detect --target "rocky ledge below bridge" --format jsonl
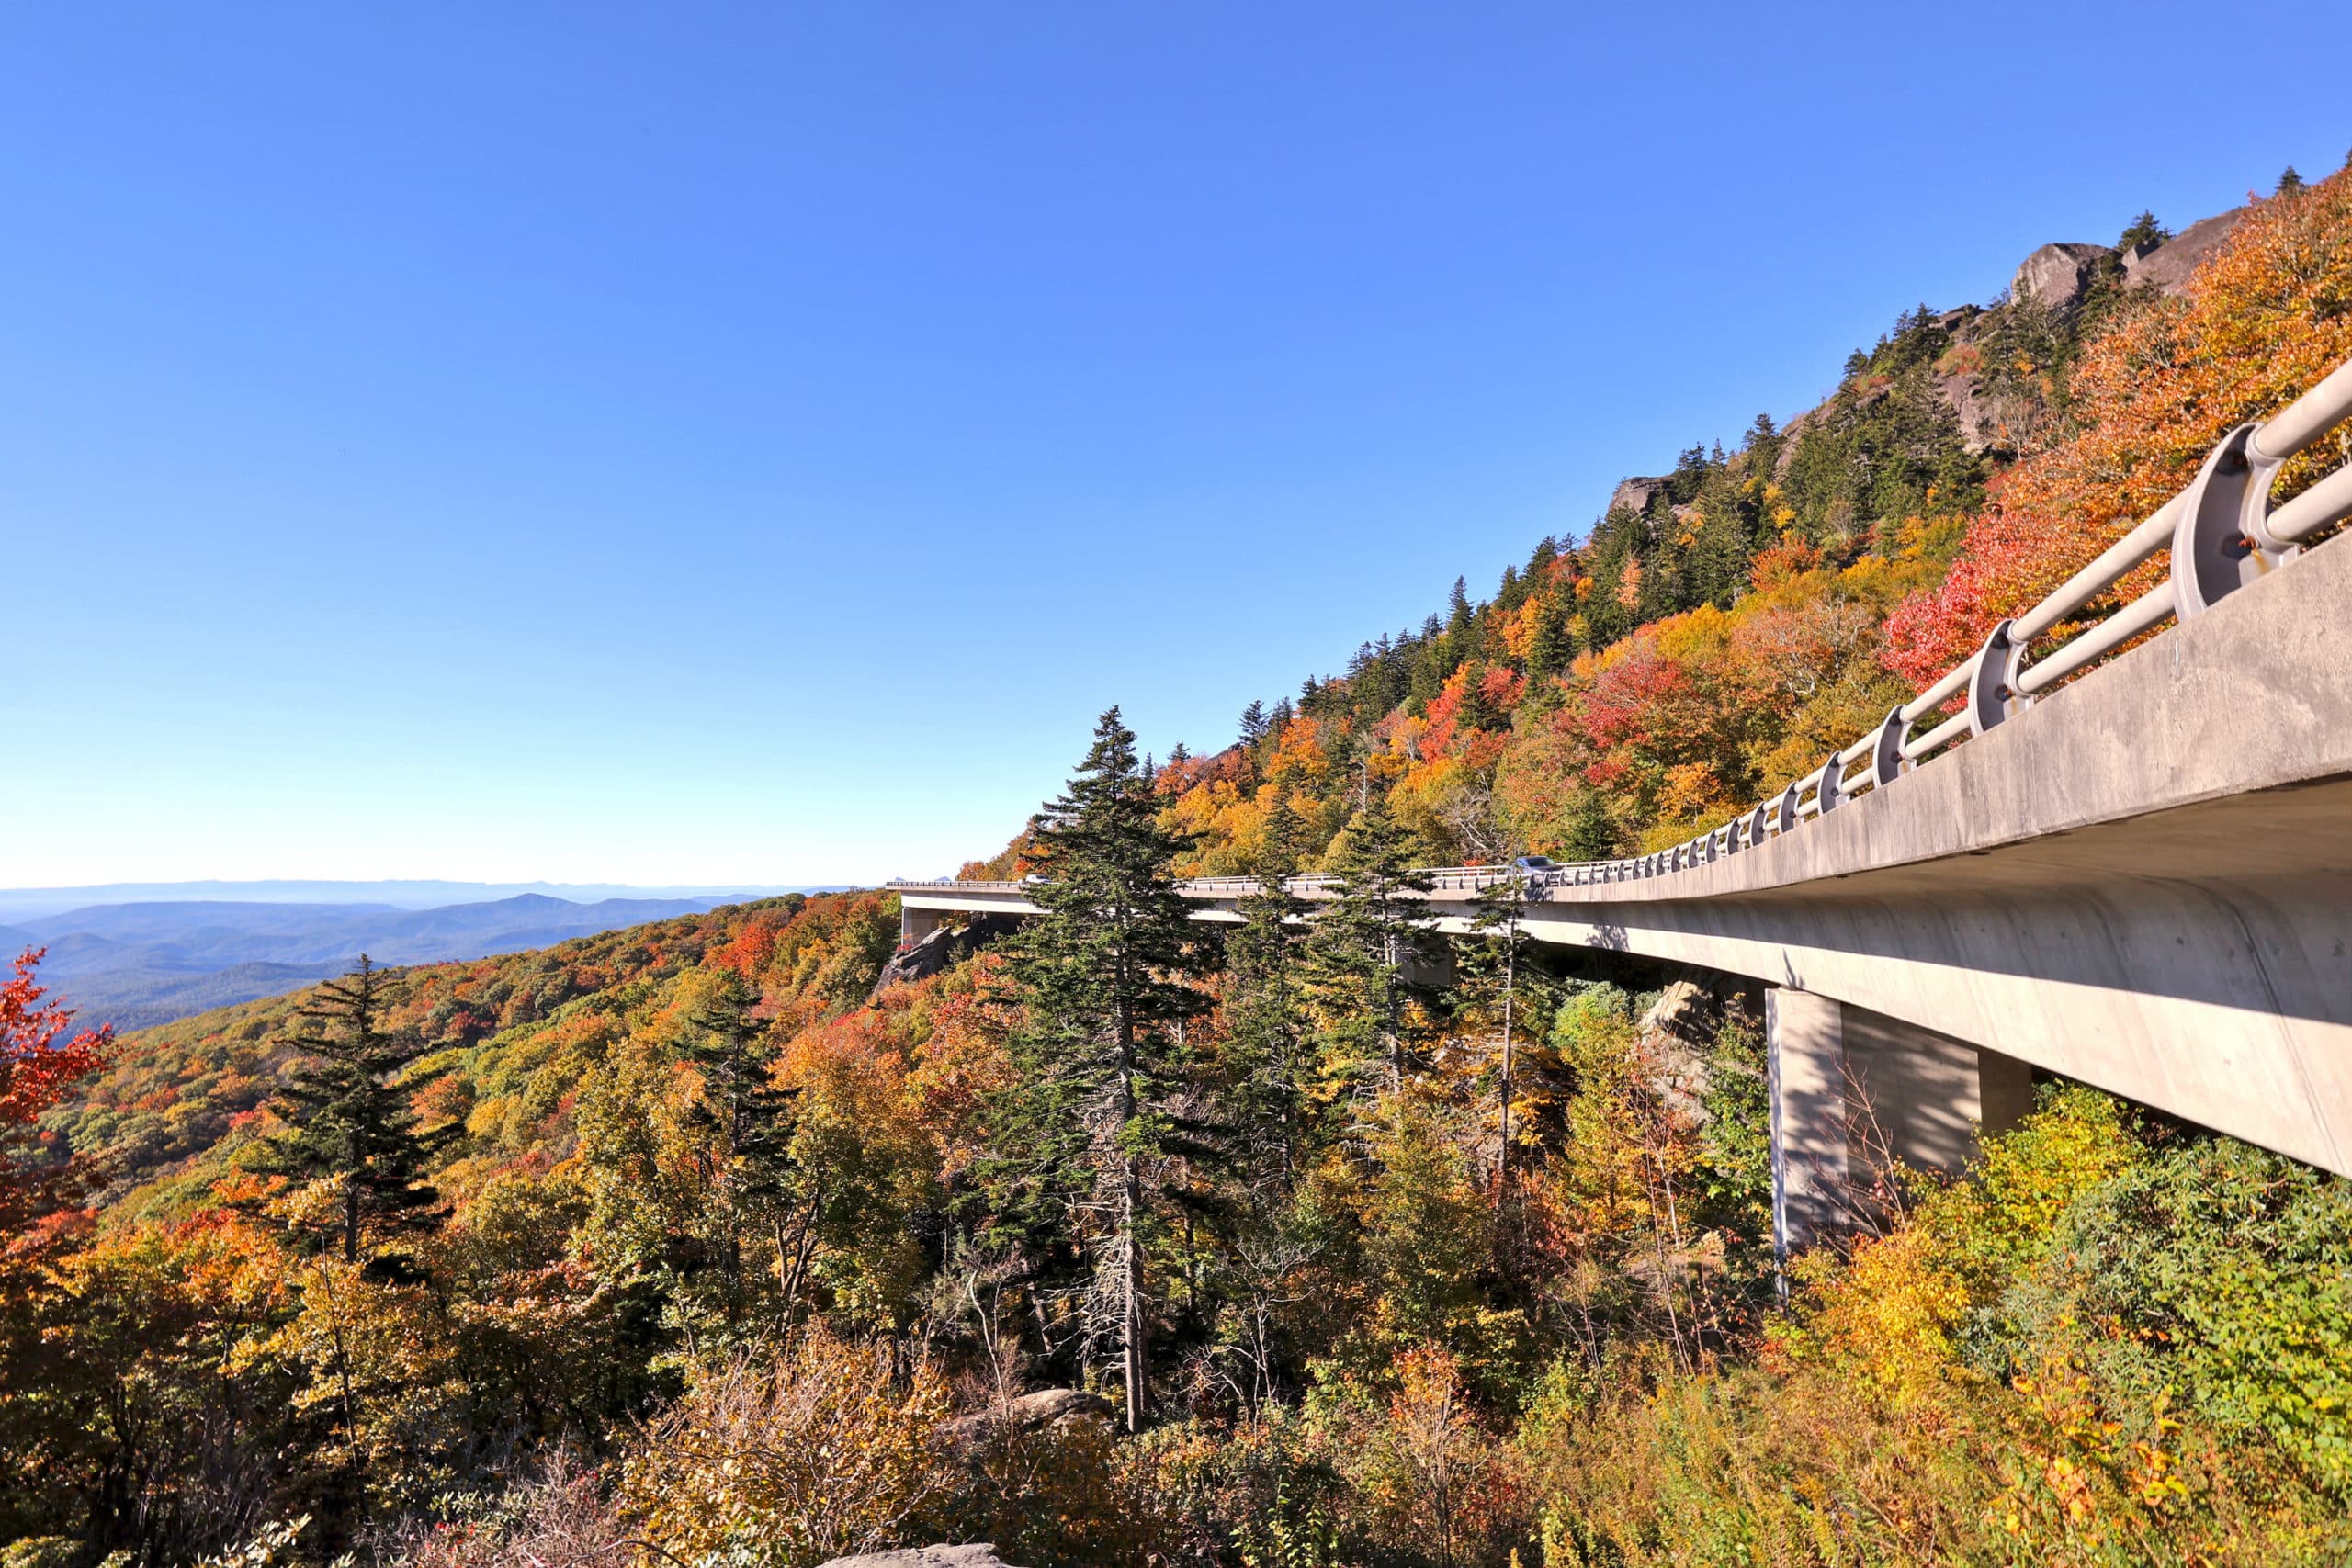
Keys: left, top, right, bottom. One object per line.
{"left": 872, "top": 912, "right": 1021, "bottom": 993}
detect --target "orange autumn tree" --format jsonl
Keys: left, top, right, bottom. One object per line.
{"left": 1883, "top": 165, "right": 2352, "bottom": 685}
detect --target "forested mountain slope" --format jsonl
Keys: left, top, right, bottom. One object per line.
{"left": 950, "top": 168, "right": 2352, "bottom": 882}
{"left": 37, "top": 893, "right": 899, "bottom": 1215}
{"left": 6, "top": 164, "right": 2349, "bottom": 1568}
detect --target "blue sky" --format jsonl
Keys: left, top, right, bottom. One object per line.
{"left": 6, "top": 3, "right": 2348, "bottom": 889}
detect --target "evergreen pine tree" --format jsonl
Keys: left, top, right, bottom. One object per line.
{"left": 677, "top": 972, "right": 803, "bottom": 1330}
{"left": 1302, "top": 791, "right": 1440, "bottom": 1100}
{"left": 1525, "top": 591, "right": 1570, "bottom": 682}
{"left": 253, "top": 957, "right": 451, "bottom": 1270}
{"left": 2117, "top": 209, "right": 2170, "bottom": 252}
{"left": 1225, "top": 787, "right": 1313, "bottom": 1179}
{"left": 1000, "top": 708, "right": 1214, "bottom": 1431}
{"left": 1561, "top": 785, "right": 1621, "bottom": 862}
{"left": 1465, "top": 867, "right": 1552, "bottom": 1201}
{"left": 2278, "top": 166, "right": 2305, "bottom": 196}
{"left": 1238, "top": 700, "right": 1268, "bottom": 751}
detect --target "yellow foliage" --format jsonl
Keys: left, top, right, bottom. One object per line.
{"left": 1499, "top": 595, "right": 1547, "bottom": 661}
{"left": 621, "top": 1330, "right": 955, "bottom": 1567}
{"left": 1649, "top": 602, "right": 1732, "bottom": 665}
{"left": 1785, "top": 1226, "right": 1967, "bottom": 1400}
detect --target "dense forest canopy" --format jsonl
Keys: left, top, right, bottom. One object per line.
{"left": 9, "top": 164, "right": 2352, "bottom": 1568}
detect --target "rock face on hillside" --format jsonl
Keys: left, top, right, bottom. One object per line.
{"left": 2011, "top": 241, "right": 2111, "bottom": 317}
{"left": 1593, "top": 195, "right": 2250, "bottom": 515}
{"left": 1639, "top": 976, "right": 1723, "bottom": 1121}
{"left": 818, "top": 1549, "right": 1019, "bottom": 1568}
{"left": 2124, "top": 207, "right": 2248, "bottom": 295}
{"left": 1608, "top": 475, "right": 1670, "bottom": 517}
{"left": 873, "top": 912, "right": 1019, "bottom": 993}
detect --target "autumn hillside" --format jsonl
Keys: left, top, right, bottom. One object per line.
{"left": 39, "top": 893, "right": 903, "bottom": 1222}
{"left": 6, "top": 160, "right": 2351, "bottom": 1568}
{"left": 981, "top": 166, "right": 2352, "bottom": 881}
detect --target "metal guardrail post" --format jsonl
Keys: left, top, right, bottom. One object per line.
{"left": 1867, "top": 705, "right": 1908, "bottom": 792}
{"left": 1772, "top": 779, "right": 1803, "bottom": 838}
{"left": 1966, "top": 619, "right": 2026, "bottom": 736}
{"left": 2175, "top": 423, "right": 2297, "bottom": 618}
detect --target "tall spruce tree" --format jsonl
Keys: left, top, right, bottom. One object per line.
{"left": 1224, "top": 787, "right": 1313, "bottom": 1179}
{"left": 1466, "top": 866, "right": 1551, "bottom": 1201}
{"left": 254, "top": 957, "right": 450, "bottom": 1269}
{"left": 1302, "top": 790, "right": 1441, "bottom": 1100}
{"left": 1001, "top": 708, "right": 1213, "bottom": 1431}
{"left": 1238, "top": 700, "right": 1269, "bottom": 750}
{"left": 1525, "top": 591, "right": 1570, "bottom": 682}
{"left": 678, "top": 972, "right": 803, "bottom": 1331}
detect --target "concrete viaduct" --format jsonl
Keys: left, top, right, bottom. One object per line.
{"left": 890, "top": 360, "right": 2352, "bottom": 1250}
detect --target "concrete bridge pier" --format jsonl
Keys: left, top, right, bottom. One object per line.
{"left": 1769, "top": 987, "right": 2034, "bottom": 1254}
{"left": 899, "top": 903, "right": 946, "bottom": 947}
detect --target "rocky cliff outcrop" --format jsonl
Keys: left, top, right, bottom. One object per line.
{"left": 1608, "top": 474, "right": 1670, "bottom": 517}
{"left": 873, "top": 912, "right": 1020, "bottom": 994}
{"left": 2010, "top": 241, "right": 2112, "bottom": 317}
{"left": 2122, "top": 206, "right": 2247, "bottom": 295}
{"left": 1636, "top": 971, "right": 1761, "bottom": 1123}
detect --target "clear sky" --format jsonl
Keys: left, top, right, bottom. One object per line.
{"left": 6, "top": 3, "right": 2348, "bottom": 889}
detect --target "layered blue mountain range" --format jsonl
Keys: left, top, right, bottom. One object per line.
{"left": 1, "top": 892, "right": 748, "bottom": 1031}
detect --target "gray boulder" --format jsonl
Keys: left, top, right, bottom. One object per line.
{"left": 2010, "top": 242, "right": 2111, "bottom": 317}
{"left": 939, "top": 1387, "right": 1114, "bottom": 1458}
{"left": 818, "top": 1549, "right": 1019, "bottom": 1568}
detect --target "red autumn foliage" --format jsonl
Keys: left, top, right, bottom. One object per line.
{"left": 2, "top": 948, "right": 110, "bottom": 1240}
{"left": 2, "top": 948, "right": 110, "bottom": 1145}
{"left": 710, "top": 915, "right": 784, "bottom": 979}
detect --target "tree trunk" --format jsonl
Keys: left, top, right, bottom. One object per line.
{"left": 1498, "top": 918, "right": 1516, "bottom": 1204}
{"left": 1115, "top": 981, "right": 1148, "bottom": 1433}
{"left": 1123, "top": 1149, "right": 1147, "bottom": 1432}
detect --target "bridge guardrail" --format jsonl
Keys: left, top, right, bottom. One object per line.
{"left": 891, "top": 355, "right": 2352, "bottom": 901}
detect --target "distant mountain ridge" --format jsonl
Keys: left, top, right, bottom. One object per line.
{"left": 0, "top": 878, "right": 820, "bottom": 923}
{"left": 8, "top": 892, "right": 775, "bottom": 1031}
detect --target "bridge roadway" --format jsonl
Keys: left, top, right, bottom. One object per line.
{"left": 892, "top": 368, "right": 2352, "bottom": 1244}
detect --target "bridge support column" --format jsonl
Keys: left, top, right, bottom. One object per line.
{"left": 1768, "top": 988, "right": 1849, "bottom": 1255}
{"left": 899, "top": 905, "right": 944, "bottom": 946}
{"left": 1770, "top": 989, "right": 2038, "bottom": 1255}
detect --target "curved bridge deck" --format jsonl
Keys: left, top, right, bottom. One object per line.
{"left": 894, "top": 367, "right": 2352, "bottom": 1233}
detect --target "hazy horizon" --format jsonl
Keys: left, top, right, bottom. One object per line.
{"left": 0, "top": 878, "right": 851, "bottom": 925}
